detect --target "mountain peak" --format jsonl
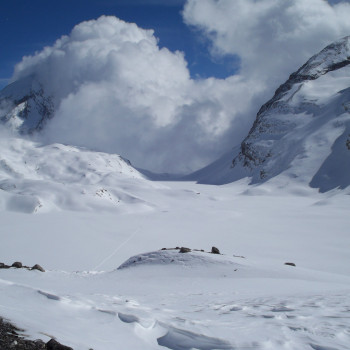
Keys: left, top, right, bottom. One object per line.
{"left": 191, "top": 36, "right": 350, "bottom": 191}
{"left": 0, "top": 75, "right": 54, "bottom": 133}
{"left": 297, "top": 35, "right": 350, "bottom": 79}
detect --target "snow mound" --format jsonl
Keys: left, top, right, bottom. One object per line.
{"left": 117, "top": 249, "right": 240, "bottom": 270}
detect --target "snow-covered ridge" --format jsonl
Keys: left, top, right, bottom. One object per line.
{"left": 0, "top": 137, "right": 156, "bottom": 213}
{"left": 192, "top": 36, "right": 350, "bottom": 191}
{"left": 298, "top": 36, "right": 350, "bottom": 79}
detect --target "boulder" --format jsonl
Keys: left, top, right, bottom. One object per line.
{"left": 46, "top": 338, "right": 73, "bottom": 350}
{"left": 31, "top": 264, "right": 45, "bottom": 272}
{"left": 179, "top": 247, "right": 191, "bottom": 253}
{"left": 211, "top": 247, "right": 220, "bottom": 254}
{"left": 11, "top": 262, "right": 22, "bottom": 268}
{"left": 34, "top": 339, "right": 46, "bottom": 348}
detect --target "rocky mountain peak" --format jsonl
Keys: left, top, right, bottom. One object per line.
{"left": 189, "top": 36, "right": 350, "bottom": 191}
{"left": 230, "top": 36, "right": 350, "bottom": 188}
{"left": 255, "top": 36, "right": 350, "bottom": 119}
{"left": 0, "top": 75, "right": 54, "bottom": 134}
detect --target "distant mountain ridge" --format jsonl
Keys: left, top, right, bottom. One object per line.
{"left": 189, "top": 36, "right": 350, "bottom": 192}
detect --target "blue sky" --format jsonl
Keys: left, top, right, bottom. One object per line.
{"left": 0, "top": 0, "right": 347, "bottom": 89}
{"left": 0, "top": 0, "right": 240, "bottom": 89}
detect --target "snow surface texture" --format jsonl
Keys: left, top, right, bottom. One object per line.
{"left": 191, "top": 36, "right": 350, "bottom": 191}
{"left": 1, "top": 178, "right": 350, "bottom": 350}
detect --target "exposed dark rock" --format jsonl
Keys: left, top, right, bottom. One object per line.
{"left": 211, "top": 247, "right": 221, "bottom": 254}
{"left": 285, "top": 262, "right": 296, "bottom": 267}
{"left": 0, "top": 261, "right": 45, "bottom": 272}
{"left": 46, "top": 339, "right": 73, "bottom": 350}
{"left": 0, "top": 76, "right": 55, "bottom": 134}
{"left": 11, "top": 262, "right": 22, "bottom": 268}
{"left": 0, "top": 317, "right": 46, "bottom": 349}
{"left": 31, "top": 264, "right": 45, "bottom": 272}
{"left": 179, "top": 247, "right": 191, "bottom": 253}
{"left": 0, "top": 263, "right": 10, "bottom": 269}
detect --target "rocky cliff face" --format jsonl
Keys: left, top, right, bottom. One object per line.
{"left": 191, "top": 36, "right": 350, "bottom": 191}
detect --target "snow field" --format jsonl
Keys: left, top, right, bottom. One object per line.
{"left": 0, "top": 177, "right": 350, "bottom": 349}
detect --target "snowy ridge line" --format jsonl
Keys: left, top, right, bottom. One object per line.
{"left": 0, "top": 137, "right": 161, "bottom": 213}
{"left": 191, "top": 36, "right": 350, "bottom": 190}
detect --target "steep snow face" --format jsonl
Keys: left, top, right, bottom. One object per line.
{"left": 0, "top": 75, "right": 54, "bottom": 133}
{"left": 0, "top": 137, "right": 156, "bottom": 213}
{"left": 194, "top": 36, "right": 350, "bottom": 191}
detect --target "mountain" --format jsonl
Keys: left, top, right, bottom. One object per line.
{"left": 190, "top": 36, "right": 350, "bottom": 192}
{"left": 0, "top": 75, "right": 54, "bottom": 133}
{"left": 0, "top": 136, "right": 157, "bottom": 213}
{"left": 2, "top": 37, "right": 350, "bottom": 192}
{"left": 0, "top": 75, "right": 163, "bottom": 213}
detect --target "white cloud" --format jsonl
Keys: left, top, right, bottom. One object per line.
{"left": 183, "top": 0, "right": 350, "bottom": 87}
{"left": 14, "top": 17, "right": 192, "bottom": 165}
{"left": 13, "top": 16, "right": 261, "bottom": 173}
{"left": 11, "top": 1, "right": 350, "bottom": 173}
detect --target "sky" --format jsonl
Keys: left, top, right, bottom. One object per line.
{"left": 2, "top": 0, "right": 350, "bottom": 173}
{"left": 0, "top": 0, "right": 238, "bottom": 89}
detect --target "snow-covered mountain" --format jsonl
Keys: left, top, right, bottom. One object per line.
{"left": 1, "top": 36, "right": 350, "bottom": 350}
{"left": 190, "top": 36, "right": 350, "bottom": 192}
{"left": 0, "top": 136, "right": 158, "bottom": 213}
{"left": 2, "top": 36, "right": 350, "bottom": 193}
{"left": 0, "top": 75, "right": 166, "bottom": 214}
{"left": 0, "top": 75, "right": 54, "bottom": 133}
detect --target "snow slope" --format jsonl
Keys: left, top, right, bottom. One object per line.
{"left": 0, "top": 136, "right": 159, "bottom": 213}
{"left": 192, "top": 37, "right": 350, "bottom": 191}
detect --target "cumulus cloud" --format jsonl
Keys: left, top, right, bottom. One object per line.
{"left": 11, "top": 1, "right": 350, "bottom": 173}
{"left": 183, "top": 0, "right": 350, "bottom": 87}
{"left": 13, "top": 15, "right": 258, "bottom": 173}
